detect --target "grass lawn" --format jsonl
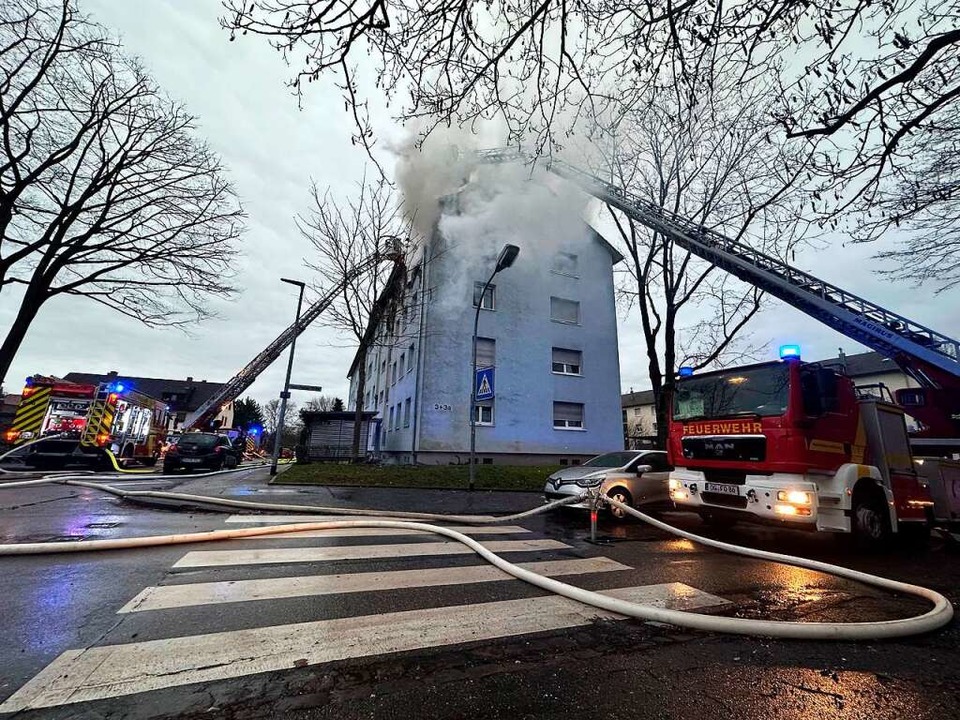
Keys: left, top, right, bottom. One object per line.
{"left": 274, "top": 462, "right": 560, "bottom": 492}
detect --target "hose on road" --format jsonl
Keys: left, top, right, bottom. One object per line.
{"left": 0, "top": 473, "right": 953, "bottom": 640}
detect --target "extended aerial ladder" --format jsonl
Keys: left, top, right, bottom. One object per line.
{"left": 478, "top": 148, "right": 960, "bottom": 437}
{"left": 185, "top": 251, "right": 398, "bottom": 430}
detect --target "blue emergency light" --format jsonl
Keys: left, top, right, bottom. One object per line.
{"left": 678, "top": 366, "right": 694, "bottom": 377}
{"left": 779, "top": 344, "right": 801, "bottom": 360}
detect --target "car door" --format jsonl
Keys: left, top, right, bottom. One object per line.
{"left": 635, "top": 453, "right": 673, "bottom": 504}
{"left": 218, "top": 436, "right": 238, "bottom": 463}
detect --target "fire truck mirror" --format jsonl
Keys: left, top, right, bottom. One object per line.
{"left": 800, "top": 368, "right": 824, "bottom": 417}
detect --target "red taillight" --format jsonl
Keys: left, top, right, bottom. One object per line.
{"left": 22, "top": 386, "right": 37, "bottom": 398}
{"left": 107, "top": 393, "right": 118, "bottom": 404}
{"left": 4, "top": 429, "right": 19, "bottom": 443}
{"left": 214, "top": 446, "right": 223, "bottom": 453}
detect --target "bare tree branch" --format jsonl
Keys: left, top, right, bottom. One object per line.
{"left": 0, "top": 0, "right": 245, "bottom": 382}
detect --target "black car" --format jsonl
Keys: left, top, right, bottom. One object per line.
{"left": 162, "top": 433, "right": 240, "bottom": 473}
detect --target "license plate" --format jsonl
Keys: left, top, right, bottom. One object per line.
{"left": 705, "top": 482, "right": 739, "bottom": 496}
{"left": 182, "top": 458, "right": 202, "bottom": 464}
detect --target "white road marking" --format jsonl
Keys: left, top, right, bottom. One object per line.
{"left": 223, "top": 515, "right": 531, "bottom": 536}
{"left": 173, "top": 539, "right": 570, "bottom": 568}
{"left": 118, "top": 557, "right": 631, "bottom": 612}
{"left": 0, "top": 584, "right": 729, "bottom": 712}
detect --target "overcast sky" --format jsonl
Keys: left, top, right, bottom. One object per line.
{"left": 1, "top": 0, "right": 957, "bottom": 405}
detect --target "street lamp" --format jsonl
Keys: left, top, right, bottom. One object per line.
{"left": 270, "top": 277, "right": 306, "bottom": 477}
{"left": 469, "top": 243, "right": 520, "bottom": 491}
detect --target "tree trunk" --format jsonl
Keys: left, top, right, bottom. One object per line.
{"left": 351, "top": 344, "right": 368, "bottom": 462}
{"left": 0, "top": 285, "right": 44, "bottom": 385}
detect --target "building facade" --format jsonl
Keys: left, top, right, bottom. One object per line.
{"left": 348, "top": 183, "right": 625, "bottom": 465}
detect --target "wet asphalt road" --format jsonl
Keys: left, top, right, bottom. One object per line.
{"left": 0, "top": 466, "right": 958, "bottom": 719}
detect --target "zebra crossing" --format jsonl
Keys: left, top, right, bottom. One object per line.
{"left": 0, "top": 514, "right": 730, "bottom": 714}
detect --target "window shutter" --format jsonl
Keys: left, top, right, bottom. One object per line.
{"left": 550, "top": 297, "right": 580, "bottom": 323}
{"left": 553, "top": 402, "right": 584, "bottom": 423}
{"left": 475, "top": 338, "right": 496, "bottom": 368}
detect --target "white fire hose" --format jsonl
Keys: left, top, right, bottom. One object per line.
{"left": 0, "top": 472, "right": 953, "bottom": 640}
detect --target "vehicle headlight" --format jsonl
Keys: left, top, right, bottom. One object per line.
{"left": 777, "top": 490, "right": 812, "bottom": 505}
{"left": 668, "top": 478, "right": 682, "bottom": 491}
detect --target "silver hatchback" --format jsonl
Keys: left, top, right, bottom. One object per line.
{"left": 543, "top": 450, "right": 673, "bottom": 520}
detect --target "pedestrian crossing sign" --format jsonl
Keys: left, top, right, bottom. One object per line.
{"left": 475, "top": 367, "right": 495, "bottom": 400}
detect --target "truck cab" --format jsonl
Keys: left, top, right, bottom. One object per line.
{"left": 667, "top": 355, "right": 932, "bottom": 543}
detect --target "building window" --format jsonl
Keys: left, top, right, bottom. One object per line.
{"left": 552, "top": 252, "right": 578, "bottom": 277}
{"left": 396, "top": 403, "right": 403, "bottom": 429}
{"left": 474, "top": 400, "right": 494, "bottom": 425}
{"left": 399, "top": 353, "right": 405, "bottom": 376}
{"left": 553, "top": 402, "right": 584, "bottom": 429}
{"left": 475, "top": 337, "right": 495, "bottom": 369}
{"left": 403, "top": 398, "right": 411, "bottom": 427}
{"left": 552, "top": 347, "right": 582, "bottom": 375}
{"left": 388, "top": 405, "right": 395, "bottom": 431}
{"left": 550, "top": 296, "right": 580, "bottom": 324}
{"left": 473, "top": 282, "right": 496, "bottom": 310}
{"left": 899, "top": 389, "right": 924, "bottom": 406}
{"left": 633, "top": 407, "right": 642, "bottom": 416}
{"left": 391, "top": 361, "right": 397, "bottom": 385}
{"left": 408, "top": 344, "right": 415, "bottom": 373}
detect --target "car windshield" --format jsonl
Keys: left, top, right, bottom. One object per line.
{"left": 673, "top": 364, "right": 790, "bottom": 421}
{"left": 582, "top": 451, "right": 638, "bottom": 468}
{"left": 178, "top": 435, "right": 218, "bottom": 449}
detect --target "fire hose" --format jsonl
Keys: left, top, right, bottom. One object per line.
{"left": 0, "top": 471, "right": 953, "bottom": 640}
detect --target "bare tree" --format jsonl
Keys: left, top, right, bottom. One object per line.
{"left": 601, "top": 68, "right": 812, "bottom": 445}
{"left": 264, "top": 397, "right": 299, "bottom": 445}
{"left": 224, "top": 0, "right": 959, "bottom": 285}
{"left": 0, "top": 0, "right": 244, "bottom": 382}
{"left": 301, "top": 394, "right": 344, "bottom": 412}
{"left": 298, "top": 177, "right": 407, "bottom": 459}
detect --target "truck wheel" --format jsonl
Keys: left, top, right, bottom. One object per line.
{"left": 606, "top": 489, "right": 633, "bottom": 521}
{"left": 852, "top": 490, "right": 892, "bottom": 550}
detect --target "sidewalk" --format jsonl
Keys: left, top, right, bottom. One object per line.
{"left": 170, "top": 465, "right": 548, "bottom": 517}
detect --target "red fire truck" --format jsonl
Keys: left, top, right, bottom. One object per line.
{"left": 666, "top": 348, "right": 935, "bottom": 545}
{"left": 4, "top": 375, "right": 169, "bottom": 469}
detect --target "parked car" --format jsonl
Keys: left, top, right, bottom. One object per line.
{"left": 162, "top": 432, "right": 240, "bottom": 473}
{"left": 543, "top": 450, "right": 673, "bottom": 520}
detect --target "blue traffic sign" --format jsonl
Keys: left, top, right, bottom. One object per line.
{"left": 475, "top": 367, "right": 495, "bottom": 400}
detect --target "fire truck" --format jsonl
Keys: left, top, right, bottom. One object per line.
{"left": 4, "top": 375, "right": 169, "bottom": 469}
{"left": 665, "top": 350, "right": 934, "bottom": 544}
{"left": 474, "top": 149, "right": 959, "bottom": 545}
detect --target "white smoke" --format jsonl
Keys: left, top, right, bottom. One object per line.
{"left": 391, "top": 124, "right": 486, "bottom": 240}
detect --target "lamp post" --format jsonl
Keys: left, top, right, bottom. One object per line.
{"left": 469, "top": 243, "right": 520, "bottom": 491}
{"left": 270, "top": 277, "right": 306, "bottom": 477}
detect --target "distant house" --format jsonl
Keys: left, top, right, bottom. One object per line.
{"left": 61, "top": 371, "right": 233, "bottom": 431}
{"left": 0, "top": 393, "right": 21, "bottom": 434}
{"left": 619, "top": 349, "right": 919, "bottom": 447}
{"left": 346, "top": 179, "right": 625, "bottom": 465}
{"left": 621, "top": 388, "right": 658, "bottom": 449}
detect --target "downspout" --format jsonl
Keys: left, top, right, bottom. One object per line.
{"left": 411, "top": 252, "right": 430, "bottom": 464}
